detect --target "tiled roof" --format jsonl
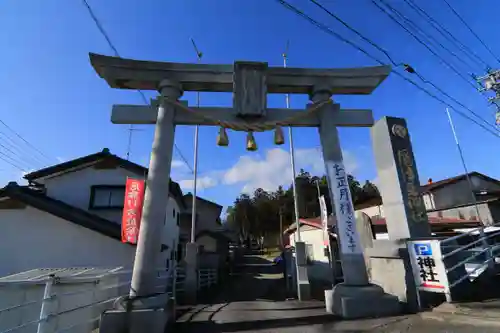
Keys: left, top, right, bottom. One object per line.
{"left": 0, "top": 183, "right": 126, "bottom": 242}
{"left": 23, "top": 148, "right": 185, "bottom": 209}
{"left": 284, "top": 215, "right": 481, "bottom": 234}
{"left": 354, "top": 171, "right": 500, "bottom": 209}
{"left": 184, "top": 193, "right": 223, "bottom": 209}
{"left": 371, "top": 216, "right": 481, "bottom": 226}
{"left": 421, "top": 171, "right": 500, "bottom": 193}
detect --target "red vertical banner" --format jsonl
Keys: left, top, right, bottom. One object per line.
{"left": 121, "top": 178, "right": 146, "bottom": 244}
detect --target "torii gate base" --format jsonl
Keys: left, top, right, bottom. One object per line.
{"left": 89, "top": 54, "right": 408, "bottom": 331}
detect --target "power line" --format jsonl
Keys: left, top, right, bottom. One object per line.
{"left": 311, "top": 0, "right": 467, "bottom": 73}
{"left": 307, "top": 0, "right": 496, "bottom": 133}
{"left": 403, "top": 0, "right": 490, "bottom": 70}
{"left": 0, "top": 146, "right": 29, "bottom": 173}
{"left": 370, "top": 0, "right": 478, "bottom": 91}
{"left": 0, "top": 140, "right": 37, "bottom": 171}
{"left": 309, "top": 0, "right": 403, "bottom": 67}
{"left": 0, "top": 119, "right": 54, "bottom": 164}
{"left": 441, "top": 0, "right": 500, "bottom": 65}
{"left": 376, "top": 0, "right": 473, "bottom": 73}
{"left": 81, "top": 0, "right": 194, "bottom": 173}
{"left": 0, "top": 129, "right": 48, "bottom": 167}
{"left": 275, "top": 0, "right": 500, "bottom": 139}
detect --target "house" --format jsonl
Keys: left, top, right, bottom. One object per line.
{"left": 179, "top": 194, "right": 229, "bottom": 268}
{"left": 356, "top": 171, "right": 500, "bottom": 226}
{"left": 0, "top": 148, "right": 183, "bottom": 277}
{"left": 284, "top": 215, "right": 482, "bottom": 282}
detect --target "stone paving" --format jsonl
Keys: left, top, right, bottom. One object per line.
{"left": 174, "top": 254, "right": 499, "bottom": 332}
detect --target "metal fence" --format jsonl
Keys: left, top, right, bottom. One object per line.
{"left": 439, "top": 222, "right": 500, "bottom": 301}
{"left": 198, "top": 269, "right": 217, "bottom": 290}
{"left": 0, "top": 266, "right": 219, "bottom": 333}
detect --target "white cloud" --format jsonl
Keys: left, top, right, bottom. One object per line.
{"left": 179, "top": 176, "right": 218, "bottom": 191}
{"left": 222, "top": 147, "right": 359, "bottom": 194}
{"left": 171, "top": 160, "right": 187, "bottom": 169}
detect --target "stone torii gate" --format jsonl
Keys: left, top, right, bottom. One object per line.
{"left": 90, "top": 53, "right": 401, "bottom": 329}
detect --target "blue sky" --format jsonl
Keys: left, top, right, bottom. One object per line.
{"left": 1, "top": 0, "right": 500, "bottom": 212}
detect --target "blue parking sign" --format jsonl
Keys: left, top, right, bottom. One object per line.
{"left": 414, "top": 243, "right": 432, "bottom": 256}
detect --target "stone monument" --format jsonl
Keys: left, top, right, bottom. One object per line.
{"left": 368, "top": 116, "right": 432, "bottom": 312}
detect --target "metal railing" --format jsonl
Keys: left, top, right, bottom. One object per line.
{"left": 0, "top": 266, "right": 220, "bottom": 333}
{"left": 0, "top": 268, "right": 176, "bottom": 333}
{"left": 197, "top": 269, "right": 217, "bottom": 290}
{"left": 439, "top": 221, "right": 500, "bottom": 300}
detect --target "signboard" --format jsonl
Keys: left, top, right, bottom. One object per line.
{"left": 407, "top": 240, "right": 449, "bottom": 293}
{"left": 326, "top": 161, "right": 362, "bottom": 254}
{"left": 121, "top": 178, "right": 146, "bottom": 244}
{"left": 391, "top": 123, "right": 427, "bottom": 224}
{"left": 319, "top": 195, "right": 329, "bottom": 248}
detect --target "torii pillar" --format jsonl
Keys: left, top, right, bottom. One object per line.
{"left": 89, "top": 53, "right": 401, "bottom": 330}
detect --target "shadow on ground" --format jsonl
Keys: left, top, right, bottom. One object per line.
{"left": 175, "top": 314, "right": 338, "bottom": 333}
{"left": 207, "top": 254, "right": 286, "bottom": 303}
{"left": 173, "top": 254, "right": 335, "bottom": 332}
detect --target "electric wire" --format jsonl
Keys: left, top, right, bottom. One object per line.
{"left": 275, "top": 0, "right": 500, "bottom": 139}
{"left": 309, "top": 0, "right": 403, "bottom": 67}
{"left": 441, "top": 0, "right": 500, "bottom": 65}
{"left": 374, "top": 0, "right": 474, "bottom": 72}
{"left": 403, "top": 0, "right": 490, "bottom": 69}
{"left": 307, "top": 0, "right": 496, "bottom": 133}
{"left": 0, "top": 132, "right": 46, "bottom": 169}
{"left": 81, "top": 0, "right": 194, "bottom": 173}
{"left": 371, "top": 0, "right": 478, "bottom": 91}
{"left": 0, "top": 119, "right": 54, "bottom": 164}
{"left": 0, "top": 121, "right": 54, "bottom": 173}
{"left": 0, "top": 128, "right": 49, "bottom": 167}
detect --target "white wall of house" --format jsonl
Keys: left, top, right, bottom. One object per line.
{"left": 288, "top": 226, "right": 331, "bottom": 282}
{"left": 198, "top": 235, "right": 217, "bottom": 253}
{"left": 0, "top": 206, "right": 136, "bottom": 277}
{"left": 40, "top": 166, "right": 141, "bottom": 223}
{"left": 4, "top": 163, "right": 182, "bottom": 277}
{"left": 184, "top": 197, "right": 221, "bottom": 233}
{"left": 427, "top": 176, "right": 500, "bottom": 210}
{"left": 39, "top": 164, "right": 181, "bottom": 256}
{"left": 356, "top": 176, "right": 500, "bottom": 220}
{"left": 356, "top": 205, "right": 384, "bottom": 219}
{"left": 288, "top": 226, "right": 327, "bottom": 262}
{"left": 160, "top": 197, "right": 181, "bottom": 270}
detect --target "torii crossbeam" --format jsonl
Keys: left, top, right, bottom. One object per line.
{"left": 90, "top": 53, "right": 399, "bottom": 328}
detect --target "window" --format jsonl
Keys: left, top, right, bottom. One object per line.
{"left": 89, "top": 185, "right": 125, "bottom": 209}
{"left": 176, "top": 212, "right": 180, "bottom": 226}
{"left": 172, "top": 208, "right": 176, "bottom": 218}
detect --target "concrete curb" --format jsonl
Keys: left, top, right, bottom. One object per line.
{"left": 421, "top": 311, "right": 500, "bottom": 328}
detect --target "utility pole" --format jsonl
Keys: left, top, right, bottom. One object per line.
{"left": 279, "top": 207, "right": 284, "bottom": 249}
{"left": 282, "top": 40, "right": 309, "bottom": 301}
{"left": 445, "top": 108, "right": 491, "bottom": 262}
{"left": 476, "top": 70, "right": 500, "bottom": 126}
{"left": 189, "top": 38, "right": 202, "bottom": 244}
{"left": 283, "top": 41, "right": 301, "bottom": 244}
